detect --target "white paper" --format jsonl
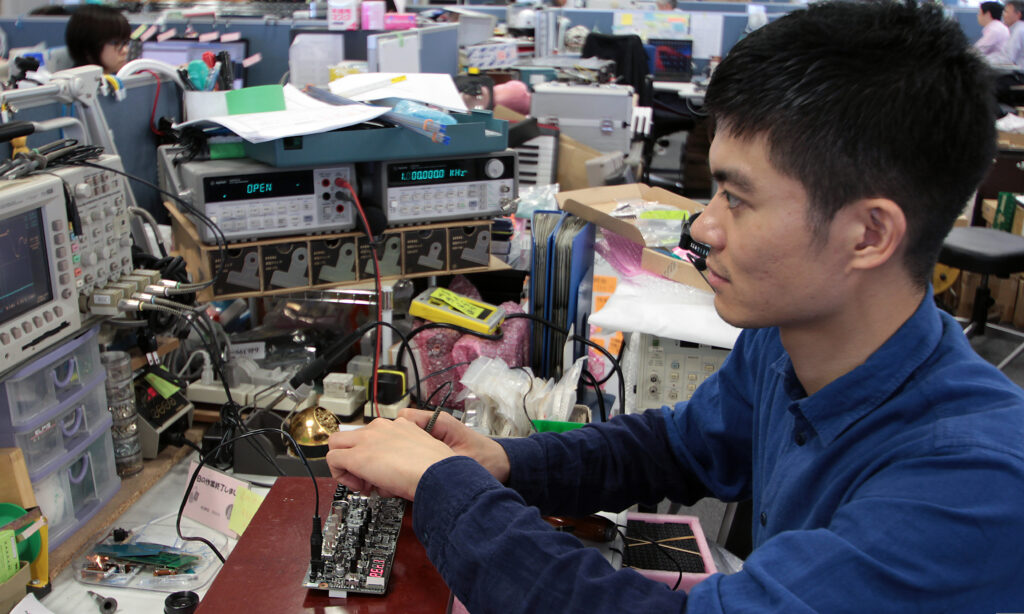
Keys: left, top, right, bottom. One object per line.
{"left": 690, "top": 13, "right": 724, "bottom": 60}
{"left": 173, "top": 84, "right": 389, "bottom": 143}
{"left": 10, "top": 594, "right": 57, "bottom": 614}
{"left": 329, "top": 72, "right": 469, "bottom": 112}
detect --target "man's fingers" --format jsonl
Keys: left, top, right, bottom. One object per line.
{"left": 398, "top": 408, "right": 436, "bottom": 428}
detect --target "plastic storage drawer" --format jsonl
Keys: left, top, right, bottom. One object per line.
{"left": 0, "top": 372, "right": 109, "bottom": 478}
{"left": 0, "top": 327, "right": 102, "bottom": 429}
{"left": 31, "top": 423, "right": 120, "bottom": 550}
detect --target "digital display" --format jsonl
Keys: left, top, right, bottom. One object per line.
{"left": 203, "top": 170, "right": 314, "bottom": 203}
{"left": 369, "top": 558, "right": 386, "bottom": 578}
{"left": 0, "top": 209, "right": 53, "bottom": 326}
{"left": 387, "top": 160, "right": 479, "bottom": 187}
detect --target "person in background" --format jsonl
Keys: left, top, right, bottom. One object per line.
{"left": 1004, "top": 0, "right": 1024, "bottom": 69}
{"left": 977, "top": 1, "right": 1012, "bottom": 65}
{"left": 64, "top": 4, "right": 131, "bottom": 74}
{"left": 656, "top": 0, "right": 678, "bottom": 10}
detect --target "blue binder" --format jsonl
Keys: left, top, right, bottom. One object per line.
{"left": 529, "top": 210, "right": 595, "bottom": 378}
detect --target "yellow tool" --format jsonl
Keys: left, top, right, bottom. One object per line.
{"left": 409, "top": 287, "right": 505, "bottom": 335}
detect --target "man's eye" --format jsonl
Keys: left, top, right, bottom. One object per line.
{"left": 724, "top": 192, "right": 743, "bottom": 209}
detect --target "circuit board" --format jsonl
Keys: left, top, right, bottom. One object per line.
{"left": 303, "top": 485, "right": 405, "bottom": 596}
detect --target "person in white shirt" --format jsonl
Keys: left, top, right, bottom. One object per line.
{"left": 1004, "top": 0, "right": 1024, "bottom": 68}
{"left": 977, "top": 1, "right": 1013, "bottom": 65}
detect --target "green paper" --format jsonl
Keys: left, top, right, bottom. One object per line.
{"left": 0, "top": 530, "right": 18, "bottom": 583}
{"left": 225, "top": 85, "right": 286, "bottom": 115}
{"left": 638, "top": 210, "right": 690, "bottom": 220}
{"left": 209, "top": 142, "right": 246, "bottom": 159}
{"left": 229, "top": 487, "right": 266, "bottom": 536}
{"left": 144, "top": 371, "right": 181, "bottom": 399}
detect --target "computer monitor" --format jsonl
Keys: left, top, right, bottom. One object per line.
{"left": 647, "top": 37, "right": 693, "bottom": 82}
{"left": 140, "top": 39, "right": 249, "bottom": 90}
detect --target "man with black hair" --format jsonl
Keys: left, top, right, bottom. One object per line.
{"left": 977, "top": 1, "right": 1012, "bottom": 64}
{"left": 1005, "top": 0, "right": 1024, "bottom": 68}
{"left": 327, "top": 2, "right": 1024, "bottom": 612}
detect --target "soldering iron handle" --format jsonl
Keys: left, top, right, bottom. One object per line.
{"left": 0, "top": 121, "right": 35, "bottom": 143}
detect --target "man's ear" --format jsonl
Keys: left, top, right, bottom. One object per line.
{"left": 846, "top": 198, "right": 907, "bottom": 272}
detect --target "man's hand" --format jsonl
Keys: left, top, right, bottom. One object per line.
{"left": 325, "top": 409, "right": 513, "bottom": 500}
{"left": 326, "top": 417, "right": 455, "bottom": 501}
{"left": 397, "top": 409, "right": 511, "bottom": 484}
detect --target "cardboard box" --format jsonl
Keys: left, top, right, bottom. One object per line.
{"left": 361, "top": 1, "right": 385, "bottom": 30}
{"left": 980, "top": 198, "right": 1024, "bottom": 235}
{"left": 0, "top": 449, "right": 36, "bottom": 509}
{"left": 357, "top": 233, "right": 403, "bottom": 280}
{"left": 383, "top": 13, "right": 416, "bottom": 30}
{"left": 0, "top": 561, "right": 29, "bottom": 614}
{"left": 954, "top": 271, "right": 1019, "bottom": 324}
{"left": 327, "top": 0, "right": 359, "bottom": 30}
{"left": 310, "top": 237, "right": 358, "bottom": 285}
{"left": 998, "top": 130, "right": 1024, "bottom": 151}
{"left": 1014, "top": 275, "right": 1024, "bottom": 330}
{"left": 450, "top": 223, "right": 492, "bottom": 269}
{"left": 404, "top": 227, "right": 449, "bottom": 275}
{"left": 556, "top": 183, "right": 705, "bottom": 288}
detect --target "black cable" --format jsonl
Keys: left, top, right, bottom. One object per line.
{"left": 581, "top": 369, "right": 607, "bottom": 422}
{"left": 287, "top": 320, "right": 417, "bottom": 409}
{"left": 420, "top": 360, "right": 474, "bottom": 382}
{"left": 177, "top": 428, "right": 320, "bottom": 564}
{"left": 515, "top": 366, "right": 538, "bottom": 434}
{"left": 177, "top": 311, "right": 233, "bottom": 405}
{"left": 686, "top": 253, "right": 713, "bottom": 290}
{"left": 396, "top": 321, "right": 503, "bottom": 405}
{"left": 135, "top": 304, "right": 288, "bottom": 475}
{"left": 423, "top": 380, "right": 454, "bottom": 434}
{"left": 616, "top": 526, "right": 684, "bottom": 591}
{"left": 423, "top": 379, "right": 454, "bottom": 410}
{"left": 505, "top": 312, "right": 626, "bottom": 415}
{"left": 70, "top": 160, "right": 228, "bottom": 291}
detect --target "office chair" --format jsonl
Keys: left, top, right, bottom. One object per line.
{"left": 938, "top": 226, "right": 1024, "bottom": 370}
{"left": 581, "top": 32, "right": 650, "bottom": 93}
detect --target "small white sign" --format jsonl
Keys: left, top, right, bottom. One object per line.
{"left": 231, "top": 342, "right": 266, "bottom": 361}
{"left": 183, "top": 462, "right": 249, "bottom": 538}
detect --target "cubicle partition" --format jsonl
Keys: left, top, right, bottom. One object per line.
{"left": 0, "top": 5, "right": 993, "bottom": 221}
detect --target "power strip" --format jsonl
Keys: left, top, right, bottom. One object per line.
{"left": 186, "top": 381, "right": 255, "bottom": 406}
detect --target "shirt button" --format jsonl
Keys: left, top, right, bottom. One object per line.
{"left": 795, "top": 431, "right": 807, "bottom": 446}
{"left": 760, "top": 511, "right": 767, "bottom": 526}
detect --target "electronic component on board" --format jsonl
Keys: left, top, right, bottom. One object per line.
{"left": 303, "top": 485, "right": 405, "bottom": 598}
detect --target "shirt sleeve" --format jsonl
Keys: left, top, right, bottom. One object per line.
{"left": 686, "top": 443, "right": 1024, "bottom": 612}
{"left": 413, "top": 456, "right": 692, "bottom": 614}
{"left": 496, "top": 410, "right": 711, "bottom": 515}
{"left": 414, "top": 443, "right": 1024, "bottom": 614}
{"left": 976, "top": 24, "right": 998, "bottom": 54}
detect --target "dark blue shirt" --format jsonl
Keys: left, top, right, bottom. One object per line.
{"left": 413, "top": 292, "right": 1024, "bottom": 613}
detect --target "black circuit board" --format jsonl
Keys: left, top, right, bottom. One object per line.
{"left": 304, "top": 485, "right": 405, "bottom": 596}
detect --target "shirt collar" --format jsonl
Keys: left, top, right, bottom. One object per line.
{"left": 769, "top": 286, "right": 943, "bottom": 446}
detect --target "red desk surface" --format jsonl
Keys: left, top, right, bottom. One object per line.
{"left": 196, "top": 477, "right": 450, "bottom": 614}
